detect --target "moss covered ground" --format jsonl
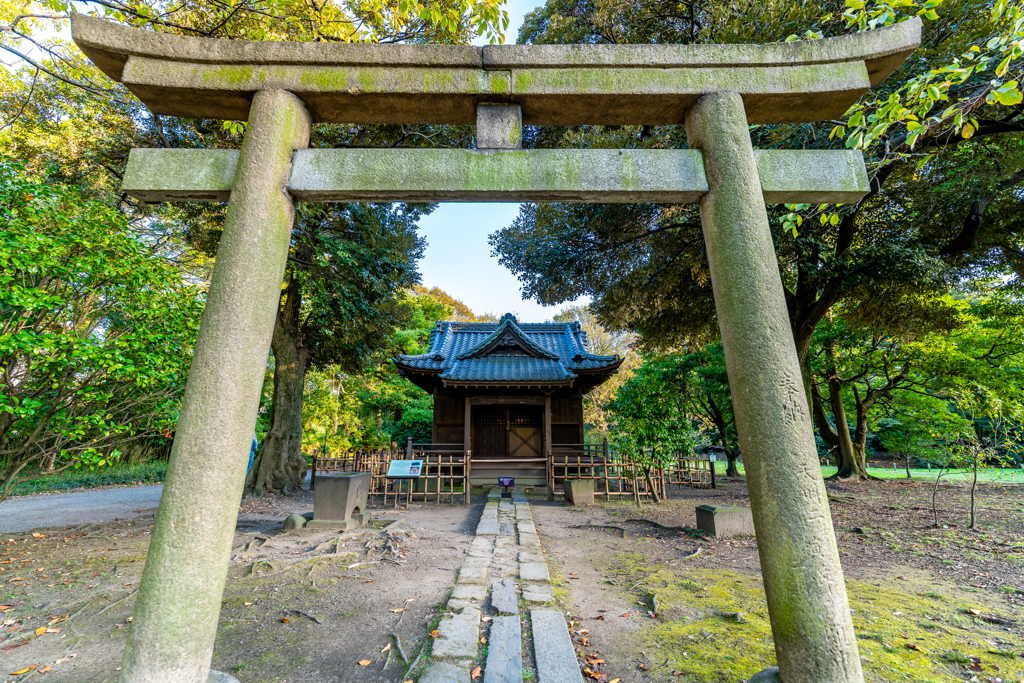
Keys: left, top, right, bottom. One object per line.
{"left": 605, "top": 555, "right": 1022, "bottom": 682}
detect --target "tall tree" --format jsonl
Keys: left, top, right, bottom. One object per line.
{"left": 0, "top": 159, "right": 202, "bottom": 502}
{"left": 491, "top": 0, "right": 1024, "bottom": 379}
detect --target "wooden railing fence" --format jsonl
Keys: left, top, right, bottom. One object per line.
{"left": 310, "top": 443, "right": 470, "bottom": 506}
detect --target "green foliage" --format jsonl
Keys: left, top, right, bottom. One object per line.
{"left": 0, "top": 158, "right": 202, "bottom": 501}
{"left": 8, "top": 460, "right": 167, "bottom": 496}
{"left": 605, "top": 355, "right": 699, "bottom": 469}
{"left": 301, "top": 287, "right": 477, "bottom": 452}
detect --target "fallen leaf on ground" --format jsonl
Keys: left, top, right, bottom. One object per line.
{"left": 580, "top": 637, "right": 589, "bottom": 646}
{"left": 10, "top": 665, "right": 39, "bottom": 674}
{"left": 429, "top": 630, "right": 438, "bottom": 637}
{"left": 482, "top": 616, "right": 492, "bottom": 622}
{"left": 244, "top": 602, "right": 253, "bottom": 606}
{"left": 358, "top": 660, "right": 371, "bottom": 666}
{"left": 53, "top": 655, "right": 77, "bottom": 665}
{"left": 281, "top": 618, "right": 290, "bottom": 624}
{"left": 124, "top": 618, "right": 132, "bottom": 623}
{"left": 639, "top": 663, "right": 649, "bottom": 671}
{"left": 380, "top": 644, "right": 391, "bottom": 653}
{"left": 621, "top": 613, "right": 631, "bottom": 618}
{"left": 32, "top": 533, "right": 45, "bottom": 538}
{"left": 471, "top": 665, "right": 481, "bottom": 679}
{"left": 480, "top": 637, "right": 487, "bottom": 644}
{"left": 585, "top": 654, "right": 605, "bottom": 665}
{"left": 610, "top": 679, "right": 622, "bottom": 683}
{"left": 592, "top": 616, "right": 605, "bottom": 621}
{"left": 390, "top": 608, "right": 406, "bottom": 613}
{"left": 905, "top": 643, "right": 926, "bottom": 653}
{"left": 34, "top": 626, "right": 47, "bottom": 635}
{"left": 967, "top": 608, "right": 981, "bottom": 615}
{"left": 45, "top": 629, "right": 60, "bottom": 634}
{"left": 38, "top": 666, "right": 51, "bottom": 673}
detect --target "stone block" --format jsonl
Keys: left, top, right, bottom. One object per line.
{"left": 451, "top": 584, "right": 488, "bottom": 601}
{"left": 208, "top": 671, "right": 241, "bottom": 683}
{"left": 564, "top": 479, "right": 595, "bottom": 505}
{"left": 491, "top": 578, "right": 518, "bottom": 615}
{"left": 483, "top": 615, "right": 523, "bottom": 683}
{"left": 433, "top": 607, "right": 482, "bottom": 658}
{"left": 522, "top": 588, "right": 554, "bottom": 603}
{"left": 696, "top": 505, "right": 755, "bottom": 538}
{"left": 516, "top": 521, "right": 537, "bottom": 535}
{"left": 281, "top": 513, "right": 307, "bottom": 531}
{"left": 420, "top": 662, "right": 471, "bottom": 683}
{"left": 457, "top": 566, "right": 488, "bottom": 585}
{"left": 531, "top": 610, "right": 585, "bottom": 683}
{"left": 312, "top": 472, "right": 369, "bottom": 522}
{"left": 477, "top": 104, "right": 522, "bottom": 150}
{"left": 305, "top": 511, "right": 369, "bottom": 531}
{"left": 519, "top": 563, "right": 550, "bottom": 582}
{"left": 750, "top": 667, "right": 781, "bottom": 683}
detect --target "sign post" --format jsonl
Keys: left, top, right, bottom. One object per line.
{"left": 386, "top": 460, "right": 423, "bottom": 509}
{"left": 498, "top": 476, "right": 514, "bottom": 499}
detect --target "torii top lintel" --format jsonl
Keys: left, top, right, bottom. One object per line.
{"left": 71, "top": 13, "right": 920, "bottom": 126}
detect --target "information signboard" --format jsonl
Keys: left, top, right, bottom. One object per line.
{"left": 386, "top": 460, "right": 423, "bottom": 479}
{"left": 498, "top": 477, "right": 514, "bottom": 487}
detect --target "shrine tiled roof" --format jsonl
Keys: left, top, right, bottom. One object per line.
{"left": 393, "top": 313, "right": 622, "bottom": 386}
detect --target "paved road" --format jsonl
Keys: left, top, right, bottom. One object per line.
{"left": 0, "top": 485, "right": 164, "bottom": 533}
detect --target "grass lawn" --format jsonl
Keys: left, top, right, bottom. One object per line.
{"left": 6, "top": 460, "right": 167, "bottom": 496}
{"left": 712, "top": 459, "right": 1024, "bottom": 483}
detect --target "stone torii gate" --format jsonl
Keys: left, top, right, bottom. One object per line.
{"left": 71, "top": 14, "right": 920, "bottom": 683}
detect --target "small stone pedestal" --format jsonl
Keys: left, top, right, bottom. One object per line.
{"left": 308, "top": 472, "right": 371, "bottom": 530}
{"left": 564, "top": 479, "right": 594, "bottom": 506}
{"left": 696, "top": 505, "right": 755, "bottom": 538}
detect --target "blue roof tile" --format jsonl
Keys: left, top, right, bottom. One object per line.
{"left": 394, "top": 313, "right": 621, "bottom": 385}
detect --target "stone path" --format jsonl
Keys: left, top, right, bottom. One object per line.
{"left": 420, "top": 489, "right": 583, "bottom": 683}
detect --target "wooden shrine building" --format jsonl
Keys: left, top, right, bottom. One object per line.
{"left": 393, "top": 313, "right": 623, "bottom": 485}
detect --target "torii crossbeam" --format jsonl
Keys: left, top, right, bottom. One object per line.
{"left": 71, "top": 14, "right": 921, "bottom": 683}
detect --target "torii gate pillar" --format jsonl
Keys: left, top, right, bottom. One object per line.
{"left": 122, "top": 90, "right": 311, "bottom": 681}
{"left": 687, "top": 91, "right": 862, "bottom": 682}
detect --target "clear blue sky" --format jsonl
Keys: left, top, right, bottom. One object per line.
{"left": 417, "top": 0, "right": 590, "bottom": 322}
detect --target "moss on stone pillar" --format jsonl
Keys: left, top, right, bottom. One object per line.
{"left": 685, "top": 91, "right": 863, "bottom": 683}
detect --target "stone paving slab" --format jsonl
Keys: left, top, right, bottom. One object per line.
{"left": 464, "top": 555, "right": 490, "bottom": 568}
{"left": 433, "top": 607, "right": 482, "bottom": 659}
{"left": 421, "top": 662, "right": 472, "bottom": 683}
{"left": 483, "top": 615, "right": 523, "bottom": 683}
{"left": 531, "top": 610, "right": 585, "bottom": 683}
{"left": 519, "top": 563, "right": 550, "bottom": 581}
{"left": 457, "top": 566, "right": 488, "bottom": 585}
{"left": 517, "top": 521, "right": 537, "bottom": 534}
{"left": 518, "top": 533, "right": 541, "bottom": 548}
{"left": 476, "top": 521, "right": 500, "bottom": 535}
{"left": 490, "top": 577, "right": 518, "bottom": 615}
{"left": 451, "top": 584, "right": 488, "bottom": 601}
{"left": 522, "top": 589, "right": 555, "bottom": 603}
{"left": 518, "top": 551, "right": 544, "bottom": 563}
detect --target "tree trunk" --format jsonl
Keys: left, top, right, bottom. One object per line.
{"left": 828, "top": 377, "right": 860, "bottom": 479}
{"left": 849, "top": 387, "right": 876, "bottom": 480}
{"left": 811, "top": 383, "right": 840, "bottom": 468}
{"left": 969, "top": 455, "right": 978, "bottom": 529}
{"left": 707, "top": 393, "right": 740, "bottom": 477}
{"left": 246, "top": 278, "right": 309, "bottom": 496}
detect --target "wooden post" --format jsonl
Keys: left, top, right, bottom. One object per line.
{"left": 545, "top": 396, "right": 553, "bottom": 501}
{"left": 464, "top": 396, "right": 472, "bottom": 505}
{"left": 310, "top": 447, "right": 317, "bottom": 492}
{"left": 406, "top": 436, "right": 413, "bottom": 458}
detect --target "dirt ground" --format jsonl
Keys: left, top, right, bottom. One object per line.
{"left": 0, "top": 479, "right": 1021, "bottom": 683}
{"left": 533, "top": 476, "right": 1024, "bottom": 683}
